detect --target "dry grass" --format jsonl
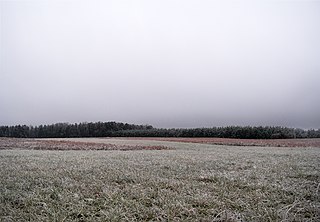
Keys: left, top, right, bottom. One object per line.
{"left": 0, "top": 138, "right": 169, "bottom": 151}
{"left": 0, "top": 138, "right": 319, "bottom": 221}
{"left": 112, "top": 137, "right": 320, "bottom": 148}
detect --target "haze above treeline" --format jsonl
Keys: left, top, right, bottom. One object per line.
{"left": 1, "top": 1, "right": 320, "bottom": 128}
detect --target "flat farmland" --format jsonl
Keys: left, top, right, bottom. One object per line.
{"left": 0, "top": 138, "right": 319, "bottom": 221}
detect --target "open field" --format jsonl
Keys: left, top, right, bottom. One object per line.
{"left": 37, "top": 137, "right": 320, "bottom": 148}
{"left": 0, "top": 138, "right": 169, "bottom": 151}
{"left": 118, "top": 137, "right": 320, "bottom": 148}
{"left": 0, "top": 138, "right": 319, "bottom": 221}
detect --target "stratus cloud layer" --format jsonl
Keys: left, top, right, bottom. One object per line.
{"left": 1, "top": 0, "right": 319, "bottom": 128}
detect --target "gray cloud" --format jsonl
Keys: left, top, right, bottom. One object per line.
{"left": 1, "top": 0, "right": 320, "bottom": 128}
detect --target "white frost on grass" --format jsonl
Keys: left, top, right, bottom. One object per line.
{"left": 0, "top": 139, "right": 319, "bottom": 221}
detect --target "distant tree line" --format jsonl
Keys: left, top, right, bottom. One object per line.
{"left": 0, "top": 122, "right": 152, "bottom": 138}
{"left": 0, "top": 122, "right": 319, "bottom": 139}
{"left": 111, "top": 126, "right": 320, "bottom": 139}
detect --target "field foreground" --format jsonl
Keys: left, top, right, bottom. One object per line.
{"left": 0, "top": 138, "right": 319, "bottom": 221}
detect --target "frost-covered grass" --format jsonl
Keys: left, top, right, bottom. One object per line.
{"left": 0, "top": 139, "right": 319, "bottom": 221}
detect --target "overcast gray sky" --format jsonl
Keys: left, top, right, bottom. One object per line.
{"left": 0, "top": 0, "right": 319, "bottom": 128}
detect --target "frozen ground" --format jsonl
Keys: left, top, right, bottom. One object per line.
{"left": 0, "top": 138, "right": 319, "bottom": 221}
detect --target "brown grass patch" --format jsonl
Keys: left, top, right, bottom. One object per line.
{"left": 0, "top": 138, "right": 170, "bottom": 151}
{"left": 118, "top": 137, "right": 320, "bottom": 147}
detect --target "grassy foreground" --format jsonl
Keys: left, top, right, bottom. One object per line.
{"left": 0, "top": 139, "right": 319, "bottom": 221}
